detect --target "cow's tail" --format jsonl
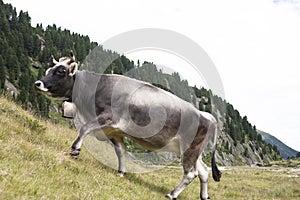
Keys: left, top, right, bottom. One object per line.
{"left": 211, "top": 124, "right": 221, "bottom": 182}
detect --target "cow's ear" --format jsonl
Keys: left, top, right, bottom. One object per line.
{"left": 69, "top": 62, "right": 78, "bottom": 76}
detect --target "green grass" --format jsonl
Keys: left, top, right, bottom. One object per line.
{"left": 0, "top": 96, "right": 299, "bottom": 199}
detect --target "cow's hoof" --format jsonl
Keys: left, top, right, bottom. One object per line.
{"left": 201, "top": 196, "right": 210, "bottom": 200}
{"left": 70, "top": 148, "right": 80, "bottom": 159}
{"left": 165, "top": 194, "right": 176, "bottom": 200}
{"left": 116, "top": 171, "right": 126, "bottom": 177}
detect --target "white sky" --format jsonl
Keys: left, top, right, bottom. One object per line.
{"left": 4, "top": 0, "right": 300, "bottom": 152}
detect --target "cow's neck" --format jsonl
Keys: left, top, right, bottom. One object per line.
{"left": 65, "top": 74, "right": 76, "bottom": 102}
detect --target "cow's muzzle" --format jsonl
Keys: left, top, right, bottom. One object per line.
{"left": 34, "top": 80, "right": 49, "bottom": 92}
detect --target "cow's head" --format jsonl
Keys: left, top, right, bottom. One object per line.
{"left": 34, "top": 51, "right": 78, "bottom": 100}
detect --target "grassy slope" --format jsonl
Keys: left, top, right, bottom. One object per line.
{"left": 0, "top": 97, "right": 299, "bottom": 200}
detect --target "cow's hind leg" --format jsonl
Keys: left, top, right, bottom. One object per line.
{"left": 111, "top": 137, "right": 126, "bottom": 177}
{"left": 70, "top": 117, "right": 112, "bottom": 158}
{"left": 165, "top": 148, "right": 200, "bottom": 200}
{"left": 197, "top": 159, "right": 210, "bottom": 200}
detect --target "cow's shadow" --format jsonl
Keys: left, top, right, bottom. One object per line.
{"left": 90, "top": 160, "right": 191, "bottom": 199}
{"left": 124, "top": 173, "right": 170, "bottom": 195}
{"left": 88, "top": 159, "right": 170, "bottom": 194}
{"left": 123, "top": 172, "right": 191, "bottom": 199}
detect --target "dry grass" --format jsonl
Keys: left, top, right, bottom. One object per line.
{"left": 0, "top": 97, "right": 299, "bottom": 200}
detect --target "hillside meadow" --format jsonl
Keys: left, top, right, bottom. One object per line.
{"left": 0, "top": 96, "right": 299, "bottom": 200}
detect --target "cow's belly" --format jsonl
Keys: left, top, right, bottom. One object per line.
{"left": 94, "top": 127, "right": 181, "bottom": 155}
{"left": 127, "top": 135, "right": 181, "bottom": 156}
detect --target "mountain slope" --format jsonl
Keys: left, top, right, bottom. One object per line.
{"left": 258, "top": 130, "right": 299, "bottom": 159}
{"left": 0, "top": 96, "right": 186, "bottom": 199}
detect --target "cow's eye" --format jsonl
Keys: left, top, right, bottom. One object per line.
{"left": 55, "top": 68, "right": 66, "bottom": 76}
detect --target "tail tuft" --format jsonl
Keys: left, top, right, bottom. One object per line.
{"left": 211, "top": 125, "right": 221, "bottom": 182}
{"left": 211, "top": 151, "right": 221, "bottom": 182}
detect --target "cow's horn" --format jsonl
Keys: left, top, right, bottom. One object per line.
{"left": 70, "top": 50, "right": 75, "bottom": 62}
{"left": 50, "top": 55, "right": 58, "bottom": 65}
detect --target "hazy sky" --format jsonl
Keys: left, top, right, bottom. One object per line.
{"left": 4, "top": 0, "right": 300, "bottom": 151}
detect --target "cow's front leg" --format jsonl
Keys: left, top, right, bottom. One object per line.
{"left": 111, "top": 138, "right": 126, "bottom": 177}
{"left": 71, "top": 117, "right": 112, "bottom": 158}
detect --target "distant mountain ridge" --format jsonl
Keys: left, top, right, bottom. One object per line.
{"left": 258, "top": 130, "right": 299, "bottom": 159}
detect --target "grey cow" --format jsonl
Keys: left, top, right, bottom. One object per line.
{"left": 34, "top": 52, "right": 221, "bottom": 200}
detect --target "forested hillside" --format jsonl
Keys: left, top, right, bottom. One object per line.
{"left": 0, "top": 0, "right": 282, "bottom": 165}
{"left": 0, "top": 0, "right": 99, "bottom": 117}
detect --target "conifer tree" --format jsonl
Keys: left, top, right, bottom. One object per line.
{"left": 0, "top": 55, "right": 6, "bottom": 89}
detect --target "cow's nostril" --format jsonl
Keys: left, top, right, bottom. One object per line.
{"left": 34, "top": 81, "right": 41, "bottom": 87}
